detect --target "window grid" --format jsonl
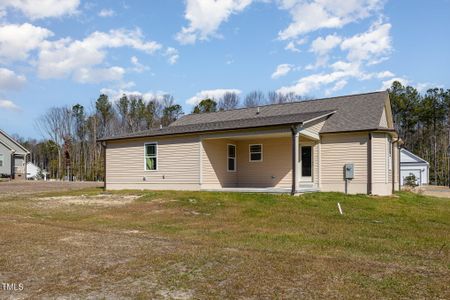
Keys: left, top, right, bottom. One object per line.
{"left": 227, "top": 144, "right": 236, "bottom": 172}
{"left": 249, "top": 144, "right": 263, "bottom": 162}
{"left": 144, "top": 142, "right": 158, "bottom": 171}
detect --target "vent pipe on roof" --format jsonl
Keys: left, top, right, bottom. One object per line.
{"left": 160, "top": 124, "right": 163, "bottom": 129}
{"left": 256, "top": 107, "right": 260, "bottom": 115}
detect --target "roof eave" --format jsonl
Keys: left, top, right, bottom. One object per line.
{"left": 320, "top": 128, "right": 397, "bottom": 135}
{"left": 98, "top": 123, "right": 302, "bottom": 142}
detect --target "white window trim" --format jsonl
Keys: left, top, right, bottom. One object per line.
{"left": 144, "top": 142, "right": 158, "bottom": 171}
{"left": 227, "top": 144, "right": 237, "bottom": 172}
{"left": 249, "top": 144, "right": 263, "bottom": 162}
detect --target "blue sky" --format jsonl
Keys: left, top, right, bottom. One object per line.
{"left": 0, "top": 0, "right": 449, "bottom": 138}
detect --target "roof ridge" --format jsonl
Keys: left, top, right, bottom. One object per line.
{"left": 0, "top": 129, "right": 30, "bottom": 153}
{"left": 175, "top": 90, "right": 387, "bottom": 121}
{"left": 169, "top": 109, "right": 335, "bottom": 128}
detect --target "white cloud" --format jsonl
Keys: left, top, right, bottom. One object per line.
{"left": 176, "top": 0, "right": 253, "bottom": 44}
{"left": 304, "top": 55, "right": 329, "bottom": 70}
{"left": 284, "top": 38, "right": 307, "bottom": 52}
{"left": 278, "top": 0, "right": 384, "bottom": 40}
{"left": 187, "top": 88, "right": 241, "bottom": 105}
{"left": 325, "top": 79, "right": 347, "bottom": 95}
{"left": 340, "top": 22, "right": 392, "bottom": 63}
{"left": 0, "top": 23, "right": 53, "bottom": 63}
{"left": 415, "top": 82, "right": 437, "bottom": 93}
{"left": 271, "top": 64, "right": 293, "bottom": 79}
{"left": 0, "top": 99, "right": 20, "bottom": 111}
{"left": 100, "top": 88, "right": 167, "bottom": 102}
{"left": 0, "top": 0, "right": 80, "bottom": 19}
{"left": 98, "top": 8, "right": 115, "bottom": 17}
{"left": 164, "top": 47, "right": 179, "bottom": 65}
{"left": 375, "top": 70, "right": 394, "bottom": 79}
{"left": 277, "top": 60, "right": 363, "bottom": 95}
{"left": 278, "top": 18, "right": 395, "bottom": 97}
{"left": 130, "top": 56, "right": 149, "bottom": 73}
{"left": 0, "top": 68, "right": 26, "bottom": 90}
{"left": 381, "top": 77, "right": 409, "bottom": 90}
{"left": 277, "top": 71, "right": 348, "bottom": 95}
{"left": 310, "top": 34, "right": 342, "bottom": 55}
{"left": 37, "top": 28, "right": 162, "bottom": 82}
{"left": 73, "top": 66, "right": 125, "bottom": 84}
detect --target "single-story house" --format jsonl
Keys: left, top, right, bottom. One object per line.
{"left": 99, "top": 91, "right": 400, "bottom": 196}
{"left": 0, "top": 129, "right": 30, "bottom": 180}
{"left": 400, "top": 148, "right": 429, "bottom": 186}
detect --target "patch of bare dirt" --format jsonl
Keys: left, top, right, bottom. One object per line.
{"left": 35, "top": 194, "right": 140, "bottom": 207}
{"left": 0, "top": 181, "right": 102, "bottom": 197}
{"left": 411, "top": 185, "right": 450, "bottom": 198}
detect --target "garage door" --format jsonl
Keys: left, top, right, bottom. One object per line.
{"left": 401, "top": 169, "right": 421, "bottom": 186}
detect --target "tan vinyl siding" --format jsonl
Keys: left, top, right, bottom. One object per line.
{"left": 379, "top": 107, "right": 388, "bottom": 128}
{"left": 305, "top": 119, "right": 326, "bottom": 135}
{"left": 202, "top": 139, "right": 237, "bottom": 188}
{"left": 320, "top": 132, "right": 368, "bottom": 194}
{"left": 371, "top": 133, "right": 391, "bottom": 184}
{"left": 106, "top": 136, "right": 200, "bottom": 188}
{"left": 236, "top": 137, "right": 292, "bottom": 188}
{"left": 371, "top": 133, "right": 392, "bottom": 195}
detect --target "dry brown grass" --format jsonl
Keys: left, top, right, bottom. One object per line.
{"left": 0, "top": 189, "right": 449, "bottom": 299}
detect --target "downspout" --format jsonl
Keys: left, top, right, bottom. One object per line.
{"left": 392, "top": 137, "right": 400, "bottom": 194}
{"left": 101, "top": 141, "right": 107, "bottom": 190}
{"left": 10, "top": 149, "right": 16, "bottom": 180}
{"left": 291, "top": 123, "right": 303, "bottom": 195}
{"left": 367, "top": 133, "right": 372, "bottom": 195}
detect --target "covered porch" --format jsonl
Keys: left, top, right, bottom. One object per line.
{"left": 199, "top": 126, "right": 320, "bottom": 194}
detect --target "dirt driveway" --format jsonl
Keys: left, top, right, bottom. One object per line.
{"left": 0, "top": 181, "right": 102, "bottom": 197}
{"left": 414, "top": 185, "right": 450, "bottom": 198}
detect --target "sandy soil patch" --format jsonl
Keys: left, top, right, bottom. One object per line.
{"left": 35, "top": 194, "right": 141, "bottom": 207}
{"left": 0, "top": 181, "right": 102, "bottom": 197}
{"left": 409, "top": 185, "right": 450, "bottom": 198}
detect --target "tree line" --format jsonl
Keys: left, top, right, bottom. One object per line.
{"left": 389, "top": 81, "right": 450, "bottom": 185}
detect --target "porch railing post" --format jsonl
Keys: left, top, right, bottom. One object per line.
{"left": 291, "top": 124, "right": 301, "bottom": 195}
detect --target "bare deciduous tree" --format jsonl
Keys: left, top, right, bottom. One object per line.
{"left": 244, "top": 90, "right": 266, "bottom": 107}
{"left": 218, "top": 92, "right": 240, "bottom": 110}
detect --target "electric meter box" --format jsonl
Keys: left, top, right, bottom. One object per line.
{"left": 344, "top": 163, "right": 354, "bottom": 179}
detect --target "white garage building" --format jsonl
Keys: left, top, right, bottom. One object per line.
{"left": 400, "top": 148, "right": 429, "bottom": 186}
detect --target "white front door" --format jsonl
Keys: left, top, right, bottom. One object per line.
{"left": 300, "top": 146, "right": 312, "bottom": 182}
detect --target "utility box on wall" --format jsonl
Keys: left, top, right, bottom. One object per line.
{"left": 344, "top": 163, "right": 354, "bottom": 180}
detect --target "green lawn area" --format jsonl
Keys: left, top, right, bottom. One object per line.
{"left": 0, "top": 189, "right": 449, "bottom": 298}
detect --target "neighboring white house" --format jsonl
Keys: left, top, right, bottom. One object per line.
{"left": 26, "top": 162, "right": 41, "bottom": 180}
{"left": 400, "top": 148, "right": 429, "bottom": 186}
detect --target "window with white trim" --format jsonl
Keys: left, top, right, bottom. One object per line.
{"left": 145, "top": 143, "right": 157, "bottom": 171}
{"left": 227, "top": 144, "right": 236, "bottom": 172}
{"left": 249, "top": 144, "right": 263, "bottom": 162}
{"left": 0, "top": 154, "right": 3, "bottom": 167}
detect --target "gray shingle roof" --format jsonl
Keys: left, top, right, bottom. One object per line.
{"left": 99, "top": 110, "right": 334, "bottom": 141}
{"left": 100, "top": 91, "right": 391, "bottom": 141}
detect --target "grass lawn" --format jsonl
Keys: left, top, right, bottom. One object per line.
{"left": 0, "top": 189, "right": 449, "bottom": 299}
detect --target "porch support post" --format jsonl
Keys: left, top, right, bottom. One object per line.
{"left": 291, "top": 124, "right": 302, "bottom": 195}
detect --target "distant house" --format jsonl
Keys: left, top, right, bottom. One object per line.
{"left": 0, "top": 129, "right": 30, "bottom": 180}
{"left": 400, "top": 148, "right": 429, "bottom": 186}
{"left": 26, "top": 162, "right": 41, "bottom": 180}
{"left": 100, "top": 91, "right": 401, "bottom": 196}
